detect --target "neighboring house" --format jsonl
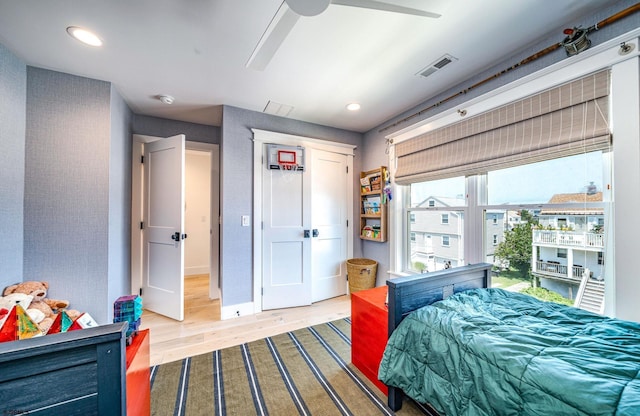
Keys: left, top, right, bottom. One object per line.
{"left": 485, "top": 210, "right": 507, "bottom": 264}
{"left": 507, "top": 210, "right": 523, "bottom": 230}
{"left": 531, "top": 192, "right": 605, "bottom": 299}
{"left": 410, "top": 196, "right": 466, "bottom": 272}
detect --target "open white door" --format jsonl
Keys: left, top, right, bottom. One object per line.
{"left": 261, "top": 145, "right": 312, "bottom": 310}
{"left": 142, "top": 135, "right": 186, "bottom": 321}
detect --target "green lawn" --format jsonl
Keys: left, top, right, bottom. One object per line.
{"left": 492, "top": 268, "right": 574, "bottom": 306}
{"left": 491, "top": 269, "right": 529, "bottom": 289}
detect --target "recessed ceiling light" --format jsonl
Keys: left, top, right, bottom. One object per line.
{"left": 66, "top": 26, "right": 103, "bottom": 47}
{"left": 346, "top": 103, "right": 361, "bottom": 111}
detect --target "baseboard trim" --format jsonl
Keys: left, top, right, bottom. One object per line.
{"left": 185, "top": 266, "right": 209, "bottom": 276}
{"left": 220, "top": 302, "right": 254, "bottom": 320}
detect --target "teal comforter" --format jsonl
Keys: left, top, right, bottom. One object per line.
{"left": 378, "top": 288, "right": 640, "bottom": 415}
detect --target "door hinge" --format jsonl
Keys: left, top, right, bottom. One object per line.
{"left": 140, "top": 155, "right": 144, "bottom": 163}
{"left": 346, "top": 166, "right": 348, "bottom": 173}
{"left": 261, "top": 288, "right": 263, "bottom": 296}
{"left": 139, "top": 288, "right": 143, "bottom": 296}
{"left": 346, "top": 219, "right": 349, "bottom": 227}
{"left": 140, "top": 221, "right": 144, "bottom": 230}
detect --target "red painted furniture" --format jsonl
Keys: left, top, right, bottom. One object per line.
{"left": 126, "top": 329, "right": 150, "bottom": 416}
{"left": 351, "top": 286, "right": 388, "bottom": 394}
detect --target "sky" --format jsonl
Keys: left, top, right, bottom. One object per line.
{"left": 411, "top": 151, "right": 605, "bottom": 205}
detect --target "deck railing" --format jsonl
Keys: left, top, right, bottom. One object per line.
{"left": 532, "top": 230, "right": 604, "bottom": 249}
{"left": 534, "top": 261, "right": 585, "bottom": 282}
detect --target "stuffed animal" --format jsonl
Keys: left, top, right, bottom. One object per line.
{"left": 0, "top": 292, "right": 54, "bottom": 334}
{"left": 3, "top": 281, "right": 70, "bottom": 333}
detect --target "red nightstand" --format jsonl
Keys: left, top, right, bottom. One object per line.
{"left": 351, "top": 286, "right": 388, "bottom": 394}
{"left": 126, "top": 329, "right": 150, "bottom": 416}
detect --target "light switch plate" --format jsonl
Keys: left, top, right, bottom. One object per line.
{"left": 241, "top": 215, "right": 250, "bottom": 227}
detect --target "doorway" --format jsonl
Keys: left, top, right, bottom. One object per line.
{"left": 185, "top": 143, "right": 220, "bottom": 302}
{"left": 131, "top": 135, "right": 220, "bottom": 320}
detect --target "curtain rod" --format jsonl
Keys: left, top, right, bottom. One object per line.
{"left": 378, "top": 2, "right": 640, "bottom": 134}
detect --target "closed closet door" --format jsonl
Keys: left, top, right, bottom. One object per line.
{"left": 262, "top": 146, "right": 348, "bottom": 310}
{"left": 311, "top": 149, "right": 348, "bottom": 302}
{"left": 262, "top": 145, "right": 312, "bottom": 310}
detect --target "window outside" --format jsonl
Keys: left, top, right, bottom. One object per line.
{"left": 408, "top": 176, "right": 465, "bottom": 273}
{"left": 405, "top": 151, "right": 609, "bottom": 310}
{"left": 486, "top": 151, "right": 608, "bottom": 307}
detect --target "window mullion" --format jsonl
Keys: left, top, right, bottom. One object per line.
{"left": 465, "top": 175, "right": 485, "bottom": 265}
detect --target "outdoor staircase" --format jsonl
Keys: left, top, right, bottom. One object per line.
{"left": 574, "top": 274, "right": 605, "bottom": 314}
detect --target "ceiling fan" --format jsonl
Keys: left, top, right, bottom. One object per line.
{"left": 246, "top": 0, "right": 441, "bottom": 70}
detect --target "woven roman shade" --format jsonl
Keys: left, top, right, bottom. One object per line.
{"left": 395, "top": 70, "right": 611, "bottom": 185}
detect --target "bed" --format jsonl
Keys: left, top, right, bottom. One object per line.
{"left": 378, "top": 263, "right": 640, "bottom": 415}
{"left": 0, "top": 322, "right": 128, "bottom": 415}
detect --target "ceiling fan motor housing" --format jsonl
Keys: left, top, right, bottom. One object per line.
{"left": 285, "top": 0, "right": 331, "bottom": 16}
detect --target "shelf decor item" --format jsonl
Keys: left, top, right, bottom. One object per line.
{"left": 360, "top": 166, "right": 387, "bottom": 242}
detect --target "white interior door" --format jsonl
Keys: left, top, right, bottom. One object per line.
{"left": 311, "top": 149, "right": 348, "bottom": 302}
{"left": 262, "top": 146, "right": 312, "bottom": 310}
{"left": 142, "top": 134, "right": 186, "bottom": 321}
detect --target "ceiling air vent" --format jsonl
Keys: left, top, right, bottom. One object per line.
{"left": 263, "top": 100, "right": 294, "bottom": 117}
{"left": 417, "top": 54, "right": 457, "bottom": 78}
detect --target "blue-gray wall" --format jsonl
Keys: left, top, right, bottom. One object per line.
{"left": 133, "top": 114, "right": 220, "bottom": 144}
{"left": 0, "top": 43, "right": 26, "bottom": 289}
{"left": 24, "top": 67, "right": 131, "bottom": 323}
{"left": 108, "top": 86, "right": 133, "bottom": 319}
{"left": 220, "top": 106, "right": 363, "bottom": 306}
{"left": 361, "top": 0, "right": 640, "bottom": 283}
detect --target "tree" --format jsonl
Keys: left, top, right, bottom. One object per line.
{"left": 519, "top": 209, "right": 536, "bottom": 223}
{"left": 495, "top": 210, "right": 537, "bottom": 278}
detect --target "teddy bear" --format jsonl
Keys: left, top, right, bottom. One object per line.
{"left": 3, "top": 281, "right": 70, "bottom": 333}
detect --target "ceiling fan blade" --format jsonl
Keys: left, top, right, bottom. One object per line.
{"left": 331, "top": 0, "right": 441, "bottom": 18}
{"left": 246, "top": 1, "right": 301, "bottom": 71}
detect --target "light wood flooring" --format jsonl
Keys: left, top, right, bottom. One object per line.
{"left": 140, "top": 275, "right": 352, "bottom": 366}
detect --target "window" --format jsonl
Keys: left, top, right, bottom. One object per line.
{"left": 402, "top": 151, "right": 610, "bottom": 306}
{"left": 407, "top": 177, "right": 465, "bottom": 273}
{"left": 395, "top": 68, "right": 616, "bottom": 313}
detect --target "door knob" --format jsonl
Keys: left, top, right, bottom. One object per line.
{"left": 304, "top": 230, "right": 310, "bottom": 238}
{"left": 171, "top": 232, "right": 180, "bottom": 241}
{"left": 312, "top": 229, "right": 319, "bottom": 237}
{"left": 182, "top": 233, "right": 188, "bottom": 240}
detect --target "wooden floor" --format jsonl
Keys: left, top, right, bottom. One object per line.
{"left": 140, "top": 275, "right": 352, "bottom": 366}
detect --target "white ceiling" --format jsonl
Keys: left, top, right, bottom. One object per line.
{"left": 0, "top": 0, "right": 614, "bottom": 132}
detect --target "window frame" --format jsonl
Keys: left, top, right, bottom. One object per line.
{"left": 397, "top": 152, "right": 612, "bottom": 276}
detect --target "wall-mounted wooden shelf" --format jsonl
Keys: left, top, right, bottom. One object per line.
{"left": 360, "top": 166, "right": 387, "bottom": 243}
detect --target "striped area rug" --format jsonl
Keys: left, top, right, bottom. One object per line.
{"left": 149, "top": 318, "right": 427, "bottom": 415}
